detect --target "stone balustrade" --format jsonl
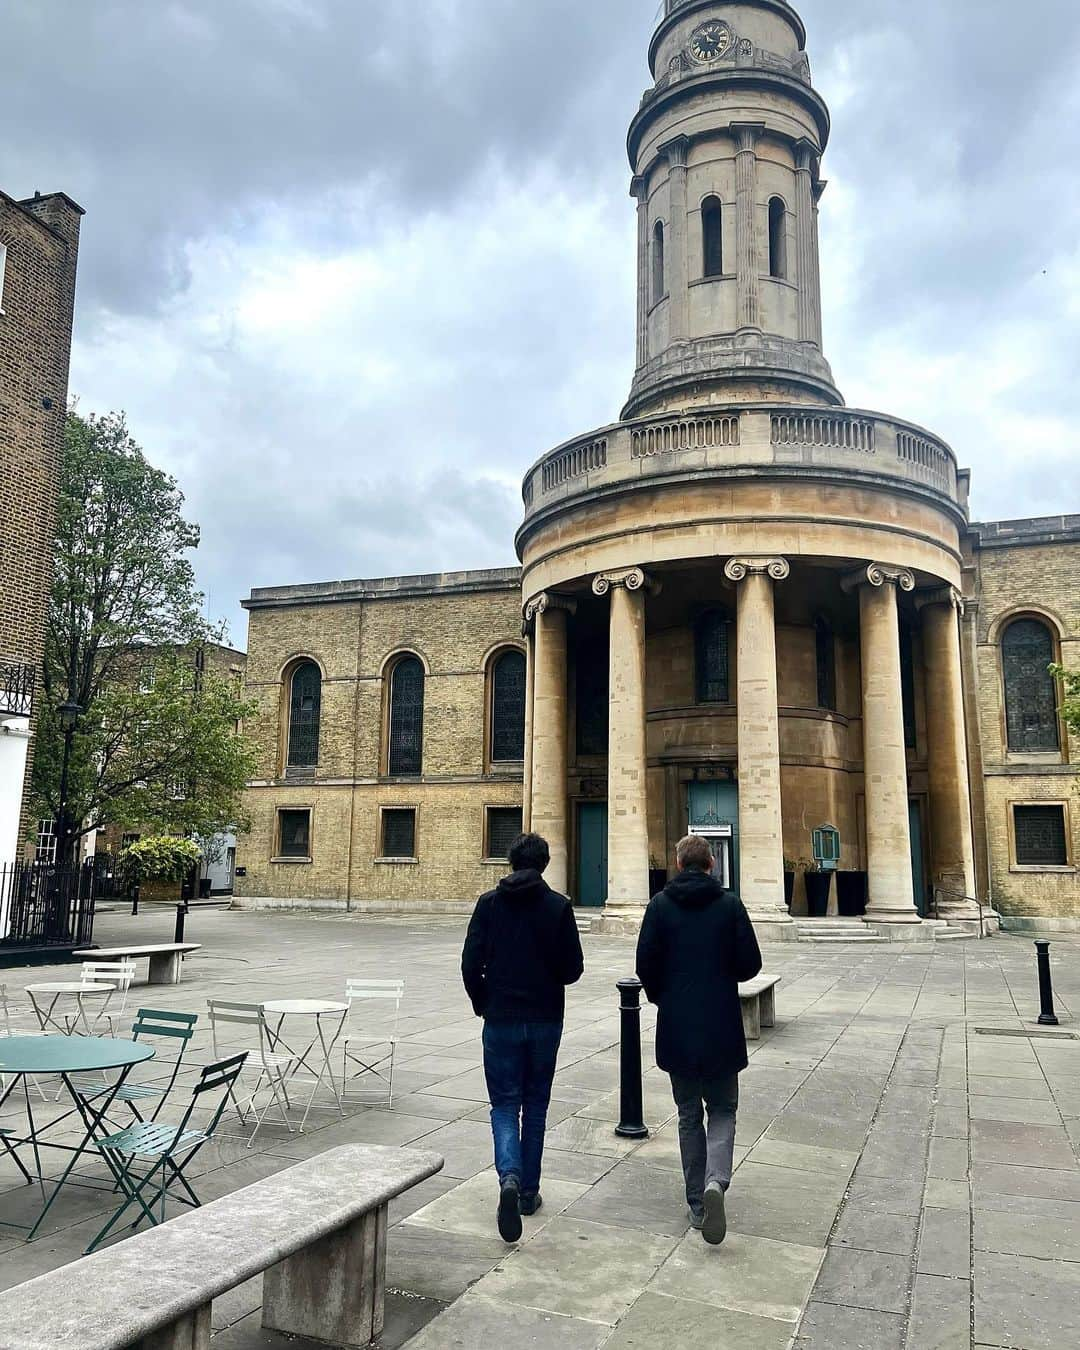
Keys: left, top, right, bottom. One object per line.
{"left": 521, "top": 406, "right": 960, "bottom": 516}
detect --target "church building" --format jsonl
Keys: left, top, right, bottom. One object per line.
{"left": 236, "top": 0, "right": 1080, "bottom": 936}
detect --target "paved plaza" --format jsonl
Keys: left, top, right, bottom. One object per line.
{"left": 1, "top": 909, "right": 1079, "bottom": 1349}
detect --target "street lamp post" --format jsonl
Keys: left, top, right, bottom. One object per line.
{"left": 55, "top": 699, "right": 82, "bottom": 867}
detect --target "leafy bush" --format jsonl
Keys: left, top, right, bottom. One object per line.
{"left": 119, "top": 836, "right": 202, "bottom": 884}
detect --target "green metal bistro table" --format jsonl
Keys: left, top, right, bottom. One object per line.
{"left": 0, "top": 1035, "right": 154, "bottom": 1240}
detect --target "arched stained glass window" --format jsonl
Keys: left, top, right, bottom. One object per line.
{"left": 491, "top": 650, "right": 526, "bottom": 763}
{"left": 1003, "top": 619, "right": 1060, "bottom": 752}
{"left": 287, "top": 661, "right": 321, "bottom": 770}
{"left": 815, "top": 617, "right": 836, "bottom": 712}
{"left": 389, "top": 657, "right": 425, "bottom": 776}
{"left": 702, "top": 196, "right": 723, "bottom": 278}
{"left": 768, "top": 197, "right": 787, "bottom": 279}
{"left": 695, "top": 611, "right": 731, "bottom": 704}
{"left": 652, "top": 221, "right": 666, "bottom": 303}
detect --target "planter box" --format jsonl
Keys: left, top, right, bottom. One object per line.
{"left": 804, "top": 871, "right": 833, "bottom": 918}
{"left": 784, "top": 872, "right": 795, "bottom": 909}
{"left": 836, "top": 871, "right": 868, "bottom": 917}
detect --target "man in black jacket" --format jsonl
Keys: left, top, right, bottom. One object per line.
{"left": 636, "top": 834, "right": 762, "bottom": 1245}
{"left": 461, "top": 832, "right": 584, "bottom": 1243}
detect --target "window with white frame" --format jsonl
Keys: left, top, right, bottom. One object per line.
{"left": 0, "top": 242, "right": 8, "bottom": 314}
{"left": 35, "top": 818, "right": 57, "bottom": 863}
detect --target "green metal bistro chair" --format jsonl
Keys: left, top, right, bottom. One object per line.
{"left": 69, "top": 1009, "right": 199, "bottom": 1125}
{"left": 87, "top": 1052, "right": 248, "bottom": 1254}
{"left": 0, "top": 1127, "right": 32, "bottom": 1186}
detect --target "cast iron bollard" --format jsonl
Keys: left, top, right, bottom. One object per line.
{"left": 131, "top": 885, "right": 140, "bottom": 917}
{"left": 1035, "top": 941, "right": 1059, "bottom": 1026}
{"left": 615, "top": 977, "right": 649, "bottom": 1140}
{"left": 174, "top": 901, "right": 189, "bottom": 945}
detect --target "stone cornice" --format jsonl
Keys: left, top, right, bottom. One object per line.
{"left": 724, "top": 556, "right": 791, "bottom": 583}
{"left": 841, "top": 563, "right": 916, "bottom": 595}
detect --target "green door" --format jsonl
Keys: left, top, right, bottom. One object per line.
{"left": 688, "top": 782, "right": 740, "bottom": 891}
{"left": 909, "top": 800, "right": 927, "bottom": 918}
{"left": 577, "top": 802, "right": 608, "bottom": 908}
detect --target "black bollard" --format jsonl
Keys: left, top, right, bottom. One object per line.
{"left": 131, "top": 885, "right": 140, "bottom": 917}
{"left": 174, "top": 901, "right": 189, "bottom": 945}
{"left": 1035, "top": 941, "right": 1059, "bottom": 1026}
{"left": 615, "top": 977, "right": 650, "bottom": 1140}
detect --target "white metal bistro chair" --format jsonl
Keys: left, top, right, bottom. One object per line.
{"left": 207, "top": 999, "right": 300, "bottom": 1146}
{"left": 340, "top": 979, "right": 405, "bottom": 1108}
{"left": 0, "top": 984, "right": 51, "bottom": 1103}
{"left": 71, "top": 961, "right": 136, "bottom": 1036}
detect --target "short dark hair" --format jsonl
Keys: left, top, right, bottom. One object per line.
{"left": 676, "top": 835, "right": 714, "bottom": 872}
{"left": 508, "top": 832, "right": 550, "bottom": 873}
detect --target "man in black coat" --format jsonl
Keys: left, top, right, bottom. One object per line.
{"left": 462, "top": 832, "right": 584, "bottom": 1243}
{"left": 636, "top": 834, "right": 763, "bottom": 1245}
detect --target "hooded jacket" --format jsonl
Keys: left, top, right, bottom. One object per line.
{"left": 636, "top": 869, "right": 763, "bottom": 1079}
{"left": 461, "top": 869, "right": 584, "bottom": 1023}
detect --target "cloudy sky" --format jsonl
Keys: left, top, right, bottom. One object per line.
{"left": 6, "top": 0, "right": 1080, "bottom": 643}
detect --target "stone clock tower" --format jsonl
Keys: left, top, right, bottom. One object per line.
{"left": 626, "top": 0, "right": 839, "bottom": 418}
{"left": 517, "top": 0, "right": 984, "bottom": 940}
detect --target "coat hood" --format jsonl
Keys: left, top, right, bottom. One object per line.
{"left": 496, "top": 868, "right": 549, "bottom": 903}
{"left": 663, "top": 868, "right": 728, "bottom": 910}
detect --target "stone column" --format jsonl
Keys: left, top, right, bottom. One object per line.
{"left": 525, "top": 592, "right": 575, "bottom": 895}
{"left": 794, "top": 140, "right": 820, "bottom": 344}
{"left": 724, "top": 557, "right": 794, "bottom": 930}
{"left": 631, "top": 175, "right": 649, "bottom": 369}
{"left": 732, "top": 123, "right": 764, "bottom": 330}
{"left": 845, "top": 564, "right": 920, "bottom": 923}
{"left": 811, "top": 178, "right": 826, "bottom": 347}
{"left": 919, "top": 588, "right": 979, "bottom": 917}
{"left": 660, "top": 136, "right": 690, "bottom": 342}
{"left": 593, "top": 568, "right": 653, "bottom": 924}
{"left": 521, "top": 619, "right": 536, "bottom": 829}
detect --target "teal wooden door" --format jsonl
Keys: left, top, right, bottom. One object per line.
{"left": 909, "top": 800, "right": 927, "bottom": 918}
{"left": 577, "top": 802, "right": 608, "bottom": 908}
{"left": 688, "top": 782, "right": 739, "bottom": 891}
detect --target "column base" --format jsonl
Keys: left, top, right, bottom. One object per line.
{"left": 864, "top": 908, "right": 923, "bottom": 926}
{"left": 596, "top": 905, "right": 648, "bottom": 937}
{"left": 749, "top": 911, "right": 799, "bottom": 944}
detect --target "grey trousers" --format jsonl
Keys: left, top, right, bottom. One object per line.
{"left": 669, "top": 1073, "right": 740, "bottom": 1212}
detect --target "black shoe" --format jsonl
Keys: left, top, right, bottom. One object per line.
{"left": 702, "top": 1182, "right": 727, "bottom": 1246}
{"left": 498, "top": 1177, "right": 523, "bottom": 1243}
{"left": 520, "top": 1192, "right": 543, "bottom": 1217}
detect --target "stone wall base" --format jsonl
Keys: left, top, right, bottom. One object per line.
{"left": 231, "top": 896, "right": 475, "bottom": 917}
{"left": 1000, "top": 915, "right": 1080, "bottom": 935}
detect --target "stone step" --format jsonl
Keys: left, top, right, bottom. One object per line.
{"left": 935, "top": 930, "right": 976, "bottom": 941}
{"left": 803, "top": 934, "right": 887, "bottom": 944}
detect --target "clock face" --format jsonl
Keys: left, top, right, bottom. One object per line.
{"left": 690, "top": 20, "right": 733, "bottom": 63}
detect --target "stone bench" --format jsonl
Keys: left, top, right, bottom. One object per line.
{"left": 740, "top": 974, "right": 780, "bottom": 1040}
{"left": 1, "top": 1142, "right": 443, "bottom": 1350}
{"left": 73, "top": 942, "right": 202, "bottom": 986}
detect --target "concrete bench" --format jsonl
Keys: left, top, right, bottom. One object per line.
{"left": 740, "top": 974, "right": 780, "bottom": 1040}
{"left": 73, "top": 942, "right": 202, "bottom": 986}
{"left": 2, "top": 1142, "right": 443, "bottom": 1350}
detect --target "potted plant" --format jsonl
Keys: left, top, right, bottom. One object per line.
{"left": 836, "top": 869, "right": 869, "bottom": 917}
{"left": 783, "top": 858, "right": 797, "bottom": 910}
{"left": 803, "top": 858, "right": 834, "bottom": 918}
{"left": 120, "top": 836, "right": 203, "bottom": 903}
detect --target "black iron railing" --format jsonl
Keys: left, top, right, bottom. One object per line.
{"left": 0, "top": 661, "right": 35, "bottom": 719}
{"left": 0, "top": 859, "right": 96, "bottom": 950}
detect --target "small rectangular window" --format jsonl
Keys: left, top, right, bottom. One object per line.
{"left": 381, "top": 808, "right": 417, "bottom": 860}
{"left": 0, "top": 241, "right": 7, "bottom": 314}
{"left": 487, "top": 807, "right": 523, "bottom": 861}
{"left": 35, "top": 818, "right": 57, "bottom": 864}
{"left": 1014, "top": 805, "right": 1068, "bottom": 867}
{"left": 278, "top": 809, "right": 312, "bottom": 859}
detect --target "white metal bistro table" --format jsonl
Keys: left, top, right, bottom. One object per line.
{"left": 261, "top": 999, "right": 349, "bottom": 1132}
{"left": 26, "top": 982, "right": 116, "bottom": 1037}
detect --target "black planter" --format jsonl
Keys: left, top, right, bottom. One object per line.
{"left": 804, "top": 871, "right": 833, "bottom": 918}
{"left": 648, "top": 869, "right": 668, "bottom": 900}
{"left": 836, "top": 870, "right": 869, "bottom": 918}
{"left": 784, "top": 871, "right": 795, "bottom": 909}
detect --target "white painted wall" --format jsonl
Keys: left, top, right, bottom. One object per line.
{"left": 0, "top": 718, "right": 31, "bottom": 937}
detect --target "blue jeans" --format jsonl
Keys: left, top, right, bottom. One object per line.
{"left": 482, "top": 1021, "right": 562, "bottom": 1195}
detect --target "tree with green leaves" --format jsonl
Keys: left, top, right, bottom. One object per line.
{"left": 31, "top": 411, "right": 256, "bottom": 860}
{"left": 1053, "top": 665, "right": 1080, "bottom": 744}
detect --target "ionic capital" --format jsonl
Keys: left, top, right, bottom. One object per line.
{"left": 841, "top": 563, "right": 916, "bottom": 595}
{"left": 523, "top": 591, "right": 578, "bottom": 625}
{"left": 724, "top": 556, "right": 790, "bottom": 584}
{"left": 591, "top": 567, "right": 660, "bottom": 598}
{"left": 659, "top": 135, "right": 690, "bottom": 170}
{"left": 915, "top": 585, "right": 964, "bottom": 614}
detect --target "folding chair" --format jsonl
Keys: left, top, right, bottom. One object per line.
{"left": 71, "top": 962, "right": 136, "bottom": 1036}
{"left": 207, "top": 999, "right": 299, "bottom": 1145}
{"left": 1, "top": 984, "right": 50, "bottom": 1103}
{"left": 340, "top": 979, "right": 405, "bottom": 1108}
{"left": 86, "top": 1052, "right": 248, "bottom": 1253}
{"left": 69, "top": 1009, "right": 199, "bottom": 1126}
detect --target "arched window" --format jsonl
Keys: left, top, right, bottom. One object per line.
{"left": 815, "top": 617, "right": 836, "bottom": 712}
{"left": 490, "top": 649, "right": 527, "bottom": 763}
{"left": 1003, "top": 619, "right": 1060, "bottom": 752}
{"left": 652, "top": 221, "right": 666, "bottom": 303}
{"left": 768, "top": 197, "right": 787, "bottom": 279}
{"left": 702, "top": 196, "right": 723, "bottom": 278}
{"left": 287, "top": 661, "right": 321, "bottom": 771}
{"left": 695, "top": 611, "right": 731, "bottom": 704}
{"left": 388, "top": 656, "right": 425, "bottom": 776}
